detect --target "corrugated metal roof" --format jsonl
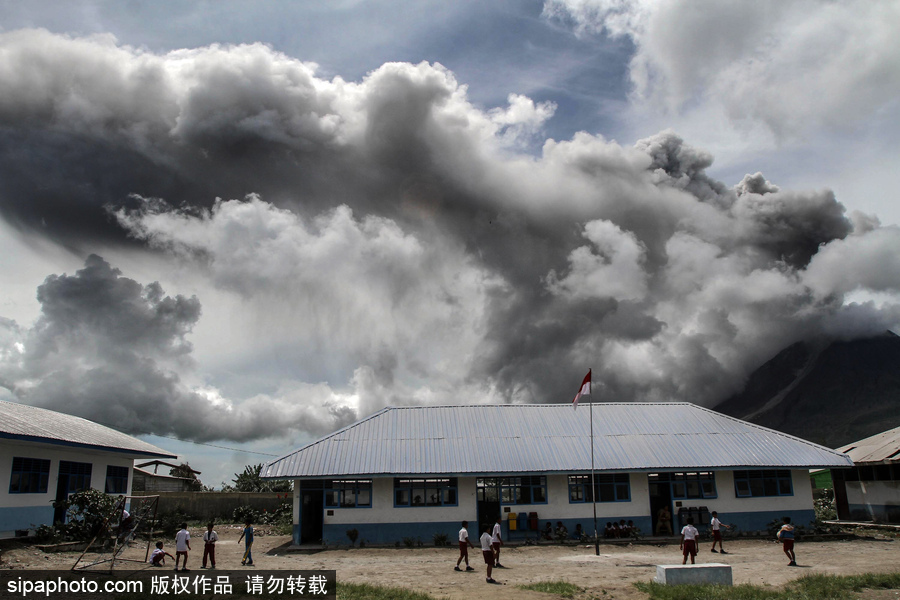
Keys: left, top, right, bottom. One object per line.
{"left": 263, "top": 403, "right": 852, "bottom": 479}
{"left": 0, "top": 400, "right": 176, "bottom": 458}
{"left": 836, "top": 425, "right": 900, "bottom": 464}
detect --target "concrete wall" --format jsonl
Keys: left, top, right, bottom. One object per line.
{"left": 1, "top": 439, "right": 133, "bottom": 538}
{"left": 132, "top": 491, "right": 289, "bottom": 521}
{"left": 844, "top": 481, "right": 900, "bottom": 523}
{"left": 292, "top": 469, "right": 816, "bottom": 545}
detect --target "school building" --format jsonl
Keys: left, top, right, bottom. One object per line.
{"left": 0, "top": 400, "right": 175, "bottom": 539}
{"left": 832, "top": 425, "right": 900, "bottom": 523}
{"left": 263, "top": 403, "right": 853, "bottom": 546}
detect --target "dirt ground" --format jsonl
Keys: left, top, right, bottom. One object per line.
{"left": 2, "top": 526, "right": 899, "bottom": 599}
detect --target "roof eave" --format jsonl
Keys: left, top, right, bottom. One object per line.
{"left": 0, "top": 431, "right": 176, "bottom": 459}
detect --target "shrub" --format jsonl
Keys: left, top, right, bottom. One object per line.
{"left": 156, "top": 507, "right": 192, "bottom": 537}
{"left": 432, "top": 532, "right": 449, "bottom": 546}
{"left": 815, "top": 489, "right": 837, "bottom": 522}
{"left": 54, "top": 489, "right": 117, "bottom": 541}
{"left": 233, "top": 505, "right": 259, "bottom": 524}
{"left": 346, "top": 528, "right": 359, "bottom": 546}
{"left": 32, "top": 524, "right": 59, "bottom": 544}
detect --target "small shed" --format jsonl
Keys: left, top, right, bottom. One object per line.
{"left": 833, "top": 426, "right": 900, "bottom": 523}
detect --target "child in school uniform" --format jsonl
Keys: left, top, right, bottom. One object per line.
{"left": 680, "top": 517, "right": 699, "bottom": 564}
{"left": 777, "top": 516, "right": 797, "bottom": 566}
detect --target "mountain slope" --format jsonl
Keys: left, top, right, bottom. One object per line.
{"left": 715, "top": 331, "right": 900, "bottom": 447}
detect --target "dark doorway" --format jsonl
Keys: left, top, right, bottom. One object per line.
{"left": 476, "top": 478, "right": 501, "bottom": 537}
{"left": 648, "top": 474, "right": 673, "bottom": 536}
{"left": 53, "top": 473, "right": 69, "bottom": 525}
{"left": 300, "top": 480, "right": 325, "bottom": 544}
{"left": 54, "top": 461, "right": 92, "bottom": 524}
{"left": 832, "top": 469, "right": 850, "bottom": 520}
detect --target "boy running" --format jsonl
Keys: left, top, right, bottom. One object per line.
{"left": 777, "top": 516, "right": 796, "bottom": 566}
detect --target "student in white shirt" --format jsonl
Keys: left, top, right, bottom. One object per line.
{"left": 709, "top": 511, "right": 732, "bottom": 554}
{"left": 454, "top": 520, "right": 475, "bottom": 571}
{"left": 491, "top": 516, "right": 504, "bottom": 568}
{"left": 202, "top": 522, "right": 218, "bottom": 569}
{"left": 175, "top": 522, "right": 191, "bottom": 572}
{"left": 480, "top": 526, "right": 497, "bottom": 584}
{"left": 680, "top": 517, "right": 699, "bottom": 565}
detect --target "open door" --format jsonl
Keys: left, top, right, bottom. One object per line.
{"left": 648, "top": 474, "right": 673, "bottom": 536}
{"left": 300, "top": 481, "right": 325, "bottom": 544}
{"left": 476, "top": 478, "right": 501, "bottom": 538}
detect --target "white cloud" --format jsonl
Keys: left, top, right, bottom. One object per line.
{"left": 545, "top": 0, "right": 900, "bottom": 139}
{"left": 546, "top": 219, "right": 648, "bottom": 301}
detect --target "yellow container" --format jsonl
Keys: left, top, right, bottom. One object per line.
{"left": 508, "top": 512, "right": 517, "bottom": 530}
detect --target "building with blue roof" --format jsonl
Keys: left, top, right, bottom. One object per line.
{"left": 264, "top": 403, "right": 854, "bottom": 546}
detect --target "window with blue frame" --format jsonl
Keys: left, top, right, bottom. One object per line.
{"left": 59, "top": 461, "right": 92, "bottom": 493}
{"left": 734, "top": 470, "right": 793, "bottom": 497}
{"left": 649, "top": 472, "right": 717, "bottom": 499}
{"left": 9, "top": 457, "right": 51, "bottom": 494}
{"left": 324, "top": 479, "right": 372, "bottom": 508}
{"left": 105, "top": 466, "right": 129, "bottom": 494}
{"left": 500, "top": 476, "right": 547, "bottom": 505}
{"left": 394, "top": 478, "right": 458, "bottom": 507}
{"left": 568, "top": 473, "right": 630, "bottom": 503}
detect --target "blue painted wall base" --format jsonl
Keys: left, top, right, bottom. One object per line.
{"left": 293, "top": 509, "right": 817, "bottom": 546}
{"left": 0, "top": 506, "right": 54, "bottom": 536}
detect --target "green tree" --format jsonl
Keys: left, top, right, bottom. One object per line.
{"left": 231, "top": 463, "right": 292, "bottom": 492}
{"left": 169, "top": 462, "right": 203, "bottom": 491}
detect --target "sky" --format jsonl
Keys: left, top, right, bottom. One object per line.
{"left": 1, "top": 0, "right": 899, "bottom": 488}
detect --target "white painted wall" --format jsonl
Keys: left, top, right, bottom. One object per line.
{"left": 697, "top": 470, "right": 814, "bottom": 516}
{"left": 1, "top": 439, "right": 134, "bottom": 510}
{"left": 520, "top": 474, "right": 649, "bottom": 521}
{"left": 322, "top": 477, "right": 476, "bottom": 525}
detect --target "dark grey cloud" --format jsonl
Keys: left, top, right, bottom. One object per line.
{"left": 1, "top": 30, "right": 899, "bottom": 442}
{"left": 0, "top": 255, "right": 354, "bottom": 441}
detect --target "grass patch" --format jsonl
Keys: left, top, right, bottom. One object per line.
{"left": 634, "top": 572, "right": 900, "bottom": 600}
{"left": 517, "top": 580, "right": 583, "bottom": 598}
{"left": 337, "top": 582, "right": 439, "bottom": 600}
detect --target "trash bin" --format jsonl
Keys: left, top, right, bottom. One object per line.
{"left": 518, "top": 511, "right": 528, "bottom": 531}
{"left": 529, "top": 512, "right": 538, "bottom": 530}
{"left": 508, "top": 512, "right": 517, "bottom": 531}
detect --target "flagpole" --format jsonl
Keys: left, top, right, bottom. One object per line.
{"left": 590, "top": 382, "right": 599, "bottom": 556}
{"left": 572, "top": 369, "right": 598, "bottom": 556}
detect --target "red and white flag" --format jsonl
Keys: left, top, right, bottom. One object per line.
{"left": 572, "top": 369, "right": 591, "bottom": 409}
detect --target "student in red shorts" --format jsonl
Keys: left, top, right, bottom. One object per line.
{"left": 680, "top": 517, "right": 699, "bottom": 564}
{"left": 454, "top": 520, "right": 475, "bottom": 571}
{"left": 777, "top": 516, "right": 797, "bottom": 566}
{"left": 710, "top": 511, "right": 732, "bottom": 554}
{"left": 480, "top": 525, "right": 497, "bottom": 584}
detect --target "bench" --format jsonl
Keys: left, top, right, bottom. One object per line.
{"left": 654, "top": 563, "right": 733, "bottom": 586}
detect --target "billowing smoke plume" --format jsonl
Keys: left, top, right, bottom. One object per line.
{"left": 1, "top": 29, "right": 899, "bottom": 443}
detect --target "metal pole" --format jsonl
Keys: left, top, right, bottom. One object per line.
{"left": 590, "top": 391, "right": 599, "bottom": 556}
